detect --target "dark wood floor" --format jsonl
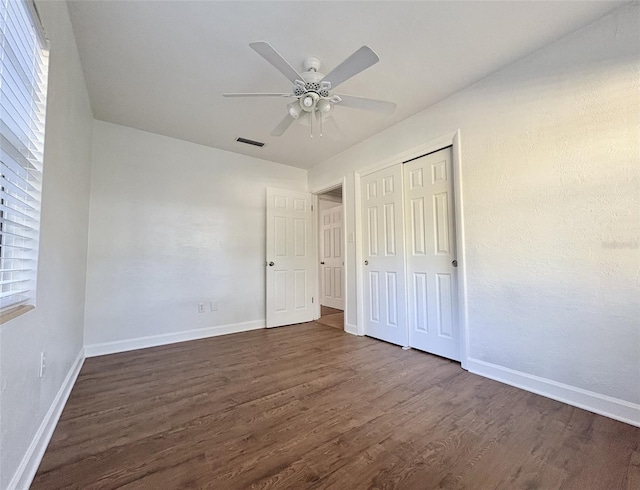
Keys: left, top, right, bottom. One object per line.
{"left": 317, "top": 306, "right": 344, "bottom": 330}
{"left": 33, "top": 323, "right": 639, "bottom": 489}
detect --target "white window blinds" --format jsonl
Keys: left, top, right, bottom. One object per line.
{"left": 0, "top": 0, "right": 49, "bottom": 311}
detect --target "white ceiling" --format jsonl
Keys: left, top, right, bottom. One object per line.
{"left": 66, "top": 1, "right": 623, "bottom": 169}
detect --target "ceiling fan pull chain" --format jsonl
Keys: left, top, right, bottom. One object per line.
{"left": 310, "top": 108, "right": 314, "bottom": 138}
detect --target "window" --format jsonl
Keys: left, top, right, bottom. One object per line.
{"left": 0, "top": 0, "right": 49, "bottom": 315}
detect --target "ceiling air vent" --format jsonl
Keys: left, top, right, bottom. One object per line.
{"left": 236, "top": 137, "right": 265, "bottom": 148}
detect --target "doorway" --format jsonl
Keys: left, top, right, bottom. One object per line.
{"left": 316, "top": 185, "right": 345, "bottom": 330}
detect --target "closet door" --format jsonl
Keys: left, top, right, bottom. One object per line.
{"left": 361, "top": 164, "right": 408, "bottom": 347}
{"left": 404, "top": 147, "right": 460, "bottom": 361}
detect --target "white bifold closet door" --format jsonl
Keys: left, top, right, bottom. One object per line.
{"left": 361, "top": 164, "right": 408, "bottom": 347}
{"left": 404, "top": 147, "right": 460, "bottom": 361}
{"left": 320, "top": 205, "right": 344, "bottom": 310}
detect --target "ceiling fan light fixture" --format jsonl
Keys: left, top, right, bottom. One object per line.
{"left": 288, "top": 102, "right": 302, "bottom": 119}
{"left": 317, "top": 99, "right": 332, "bottom": 114}
{"left": 300, "top": 92, "right": 319, "bottom": 113}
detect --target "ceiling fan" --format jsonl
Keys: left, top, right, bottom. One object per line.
{"left": 224, "top": 42, "right": 396, "bottom": 137}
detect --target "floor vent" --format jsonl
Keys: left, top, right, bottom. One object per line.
{"left": 236, "top": 137, "right": 265, "bottom": 148}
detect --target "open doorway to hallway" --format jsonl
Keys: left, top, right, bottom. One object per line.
{"left": 316, "top": 185, "right": 345, "bottom": 330}
{"left": 317, "top": 306, "right": 344, "bottom": 329}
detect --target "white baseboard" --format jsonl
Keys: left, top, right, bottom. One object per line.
{"left": 467, "top": 358, "right": 640, "bottom": 428}
{"left": 84, "top": 320, "right": 265, "bottom": 357}
{"left": 345, "top": 323, "right": 359, "bottom": 336}
{"left": 8, "top": 350, "right": 85, "bottom": 490}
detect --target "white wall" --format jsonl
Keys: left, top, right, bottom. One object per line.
{"left": 83, "top": 121, "right": 307, "bottom": 351}
{"left": 319, "top": 197, "right": 342, "bottom": 214}
{"left": 309, "top": 5, "right": 640, "bottom": 413}
{"left": 0, "top": 1, "right": 94, "bottom": 487}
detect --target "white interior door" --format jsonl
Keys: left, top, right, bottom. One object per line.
{"left": 404, "top": 147, "right": 460, "bottom": 360}
{"left": 266, "top": 188, "right": 314, "bottom": 328}
{"left": 361, "top": 164, "right": 408, "bottom": 346}
{"left": 320, "top": 204, "right": 344, "bottom": 310}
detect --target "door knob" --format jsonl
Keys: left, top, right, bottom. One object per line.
{"left": 452, "top": 260, "right": 458, "bottom": 267}
{"left": 320, "top": 261, "right": 325, "bottom": 265}
{"left": 268, "top": 261, "right": 274, "bottom": 267}
{"left": 364, "top": 260, "right": 369, "bottom": 266}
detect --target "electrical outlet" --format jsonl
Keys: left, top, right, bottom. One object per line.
{"left": 210, "top": 301, "right": 218, "bottom": 312}
{"left": 39, "top": 352, "right": 46, "bottom": 378}
{"left": 198, "top": 302, "right": 205, "bottom": 313}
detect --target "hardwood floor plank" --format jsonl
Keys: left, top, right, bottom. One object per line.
{"left": 316, "top": 312, "right": 344, "bottom": 330}
{"left": 32, "top": 322, "right": 640, "bottom": 489}
{"left": 627, "top": 448, "right": 640, "bottom": 490}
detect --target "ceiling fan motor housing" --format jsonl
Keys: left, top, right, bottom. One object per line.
{"left": 293, "top": 60, "right": 334, "bottom": 115}
{"left": 303, "top": 56, "right": 322, "bottom": 72}
{"left": 300, "top": 69, "right": 323, "bottom": 90}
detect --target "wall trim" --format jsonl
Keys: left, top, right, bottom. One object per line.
{"left": 356, "top": 130, "right": 458, "bottom": 178}
{"left": 451, "top": 130, "right": 469, "bottom": 370}
{"left": 345, "top": 323, "right": 359, "bottom": 336}
{"left": 8, "top": 350, "right": 85, "bottom": 490}
{"left": 84, "top": 320, "right": 265, "bottom": 357}
{"left": 467, "top": 358, "right": 640, "bottom": 428}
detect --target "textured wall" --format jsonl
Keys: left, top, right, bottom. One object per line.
{"left": 83, "top": 121, "right": 308, "bottom": 346}
{"left": 0, "top": 2, "right": 94, "bottom": 487}
{"left": 309, "top": 5, "right": 640, "bottom": 404}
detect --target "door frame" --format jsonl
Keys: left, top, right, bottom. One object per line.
{"left": 311, "top": 177, "right": 348, "bottom": 331}
{"left": 354, "top": 130, "right": 470, "bottom": 369}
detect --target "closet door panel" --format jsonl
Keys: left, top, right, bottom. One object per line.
{"left": 404, "top": 147, "right": 460, "bottom": 361}
{"left": 361, "top": 164, "right": 407, "bottom": 346}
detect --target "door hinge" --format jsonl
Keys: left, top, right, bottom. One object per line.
{"left": 312, "top": 297, "right": 314, "bottom": 303}
{"left": 311, "top": 204, "right": 314, "bottom": 211}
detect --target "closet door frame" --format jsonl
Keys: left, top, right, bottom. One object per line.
{"left": 354, "top": 130, "right": 470, "bottom": 370}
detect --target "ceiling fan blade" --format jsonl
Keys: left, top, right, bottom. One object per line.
{"left": 223, "top": 93, "right": 292, "bottom": 97}
{"left": 271, "top": 114, "right": 296, "bottom": 136}
{"left": 250, "top": 41, "right": 304, "bottom": 84}
{"left": 334, "top": 94, "right": 396, "bottom": 115}
{"left": 320, "top": 46, "right": 379, "bottom": 89}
